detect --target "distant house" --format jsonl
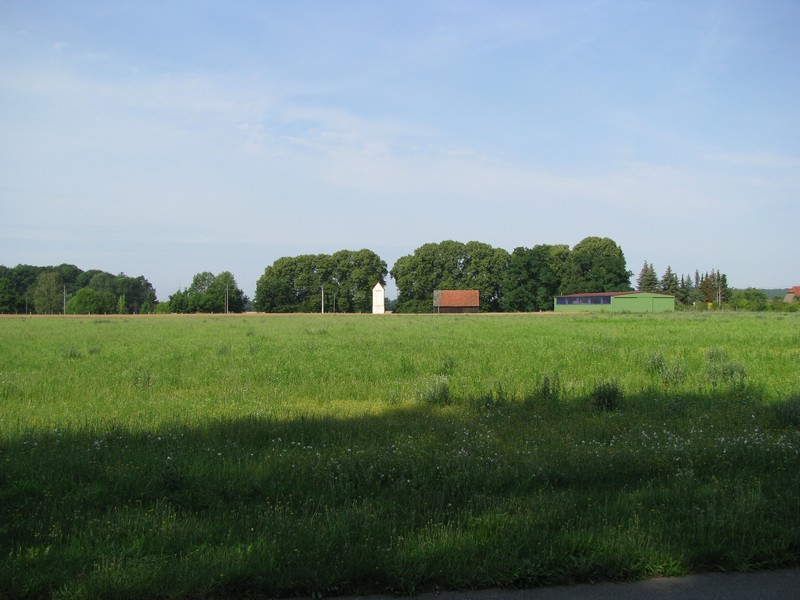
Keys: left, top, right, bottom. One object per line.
{"left": 372, "top": 282, "right": 386, "bottom": 314}
{"left": 433, "top": 290, "right": 480, "bottom": 314}
{"left": 554, "top": 291, "right": 675, "bottom": 313}
{"left": 784, "top": 286, "right": 800, "bottom": 303}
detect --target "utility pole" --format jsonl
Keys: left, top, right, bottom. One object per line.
{"left": 321, "top": 286, "right": 325, "bottom": 314}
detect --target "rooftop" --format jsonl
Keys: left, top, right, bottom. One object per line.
{"left": 435, "top": 290, "right": 480, "bottom": 307}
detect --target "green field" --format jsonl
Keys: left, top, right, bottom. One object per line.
{"left": 1, "top": 313, "right": 799, "bottom": 599}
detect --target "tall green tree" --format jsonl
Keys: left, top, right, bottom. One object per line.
{"left": 0, "top": 267, "right": 14, "bottom": 313}
{"left": 698, "top": 270, "right": 730, "bottom": 306}
{"left": 461, "top": 241, "right": 510, "bottom": 312}
{"left": 391, "top": 240, "right": 509, "bottom": 312}
{"left": 678, "top": 273, "right": 703, "bottom": 306}
{"left": 185, "top": 271, "right": 248, "bottom": 313}
{"left": 502, "top": 244, "right": 569, "bottom": 312}
{"left": 66, "top": 288, "right": 115, "bottom": 314}
{"left": 729, "top": 288, "right": 767, "bottom": 311}
{"left": 67, "top": 288, "right": 97, "bottom": 314}
{"left": 167, "top": 289, "right": 190, "bottom": 313}
{"left": 7, "top": 265, "right": 47, "bottom": 313}
{"left": 213, "top": 271, "right": 248, "bottom": 313}
{"left": 33, "top": 271, "right": 63, "bottom": 314}
{"left": 659, "top": 266, "right": 680, "bottom": 296}
{"left": 253, "top": 257, "right": 301, "bottom": 313}
{"left": 636, "top": 261, "right": 659, "bottom": 292}
{"left": 113, "top": 274, "right": 157, "bottom": 314}
{"left": 255, "top": 251, "right": 386, "bottom": 313}
{"left": 559, "top": 237, "right": 631, "bottom": 294}
{"left": 330, "top": 249, "right": 388, "bottom": 313}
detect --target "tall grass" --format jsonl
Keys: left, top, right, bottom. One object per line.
{"left": 1, "top": 313, "right": 799, "bottom": 598}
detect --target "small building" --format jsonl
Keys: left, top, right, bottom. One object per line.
{"left": 434, "top": 290, "right": 480, "bottom": 314}
{"left": 554, "top": 291, "right": 675, "bottom": 313}
{"left": 372, "top": 282, "right": 386, "bottom": 314}
{"left": 784, "top": 286, "right": 800, "bottom": 303}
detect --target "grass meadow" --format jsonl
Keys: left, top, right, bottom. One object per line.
{"left": 1, "top": 312, "right": 799, "bottom": 598}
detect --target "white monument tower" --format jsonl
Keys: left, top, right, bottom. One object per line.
{"left": 372, "top": 282, "right": 386, "bottom": 314}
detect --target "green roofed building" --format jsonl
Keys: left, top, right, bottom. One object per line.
{"left": 554, "top": 291, "right": 675, "bottom": 313}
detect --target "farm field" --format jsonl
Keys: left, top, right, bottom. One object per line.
{"left": 1, "top": 312, "right": 799, "bottom": 599}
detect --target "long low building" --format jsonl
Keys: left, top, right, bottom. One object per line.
{"left": 554, "top": 291, "right": 675, "bottom": 313}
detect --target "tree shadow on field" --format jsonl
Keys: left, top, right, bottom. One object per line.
{"left": 2, "top": 395, "right": 799, "bottom": 599}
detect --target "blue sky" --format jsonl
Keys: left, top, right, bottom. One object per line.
{"left": 1, "top": 1, "right": 798, "bottom": 300}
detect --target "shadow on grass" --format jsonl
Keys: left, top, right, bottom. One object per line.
{"left": 2, "top": 391, "right": 799, "bottom": 599}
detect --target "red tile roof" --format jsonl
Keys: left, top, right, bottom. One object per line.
{"left": 437, "top": 290, "right": 480, "bottom": 307}
{"left": 789, "top": 286, "right": 800, "bottom": 296}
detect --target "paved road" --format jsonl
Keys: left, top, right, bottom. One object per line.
{"left": 326, "top": 568, "right": 800, "bottom": 600}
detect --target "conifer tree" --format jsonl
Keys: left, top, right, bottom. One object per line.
{"left": 659, "top": 266, "right": 679, "bottom": 295}
{"left": 636, "top": 261, "right": 659, "bottom": 292}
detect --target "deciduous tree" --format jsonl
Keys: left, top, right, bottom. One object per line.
{"left": 391, "top": 241, "right": 509, "bottom": 313}
{"left": 559, "top": 237, "right": 631, "bottom": 294}
{"left": 255, "top": 251, "right": 386, "bottom": 313}
{"left": 33, "top": 271, "right": 63, "bottom": 314}
{"left": 186, "top": 271, "right": 248, "bottom": 313}
{"left": 502, "top": 244, "right": 569, "bottom": 311}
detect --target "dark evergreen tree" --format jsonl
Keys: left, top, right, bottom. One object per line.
{"left": 697, "top": 270, "right": 730, "bottom": 306}
{"left": 659, "top": 265, "right": 680, "bottom": 296}
{"left": 636, "top": 261, "right": 659, "bottom": 292}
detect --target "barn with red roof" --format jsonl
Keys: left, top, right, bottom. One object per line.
{"left": 433, "top": 290, "right": 480, "bottom": 314}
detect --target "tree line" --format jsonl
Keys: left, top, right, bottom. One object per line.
{"left": 635, "top": 261, "right": 795, "bottom": 312}
{"left": 164, "top": 272, "right": 248, "bottom": 314}
{"left": 0, "top": 264, "right": 156, "bottom": 315}
{"left": 3, "top": 237, "right": 794, "bottom": 314}
{"left": 392, "top": 236, "right": 638, "bottom": 312}
{"left": 252, "top": 249, "right": 387, "bottom": 313}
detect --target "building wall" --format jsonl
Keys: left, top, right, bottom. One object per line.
{"left": 554, "top": 300, "right": 612, "bottom": 313}
{"left": 554, "top": 293, "right": 675, "bottom": 313}
{"left": 372, "top": 284, "right": 385, "bottom": 314}
{"left": 438, "top": 306, "right": 480, "bottom": 314}
{"left": 612, "top": 294, "right": 674, "bottom": 313}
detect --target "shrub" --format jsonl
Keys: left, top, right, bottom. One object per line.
{"left": 526, "top": 372, "right": 561, "bottom": 405}
{"left": 415, "top": 375, "right": 450, "bottom": 406}
{"left": 705, "top": 347, "right": 746, "bottom": 388}
{"left": 590, "top": 381, "right": 623, "bottom": 412}
{"left": 62, "top": 345, "right": 81, "bottom": 359}
{"left": 478, "top": 382, "right": 508, "bottom": 410}
{"left": 645, "top": 351, "right": 667, "bottom": 376}
{"left": 645, "top": 351, "right": 687, "bottom": 386}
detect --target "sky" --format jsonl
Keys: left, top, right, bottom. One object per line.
{"left": 1, "top": 0, "right": 798, "bottom": 301}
